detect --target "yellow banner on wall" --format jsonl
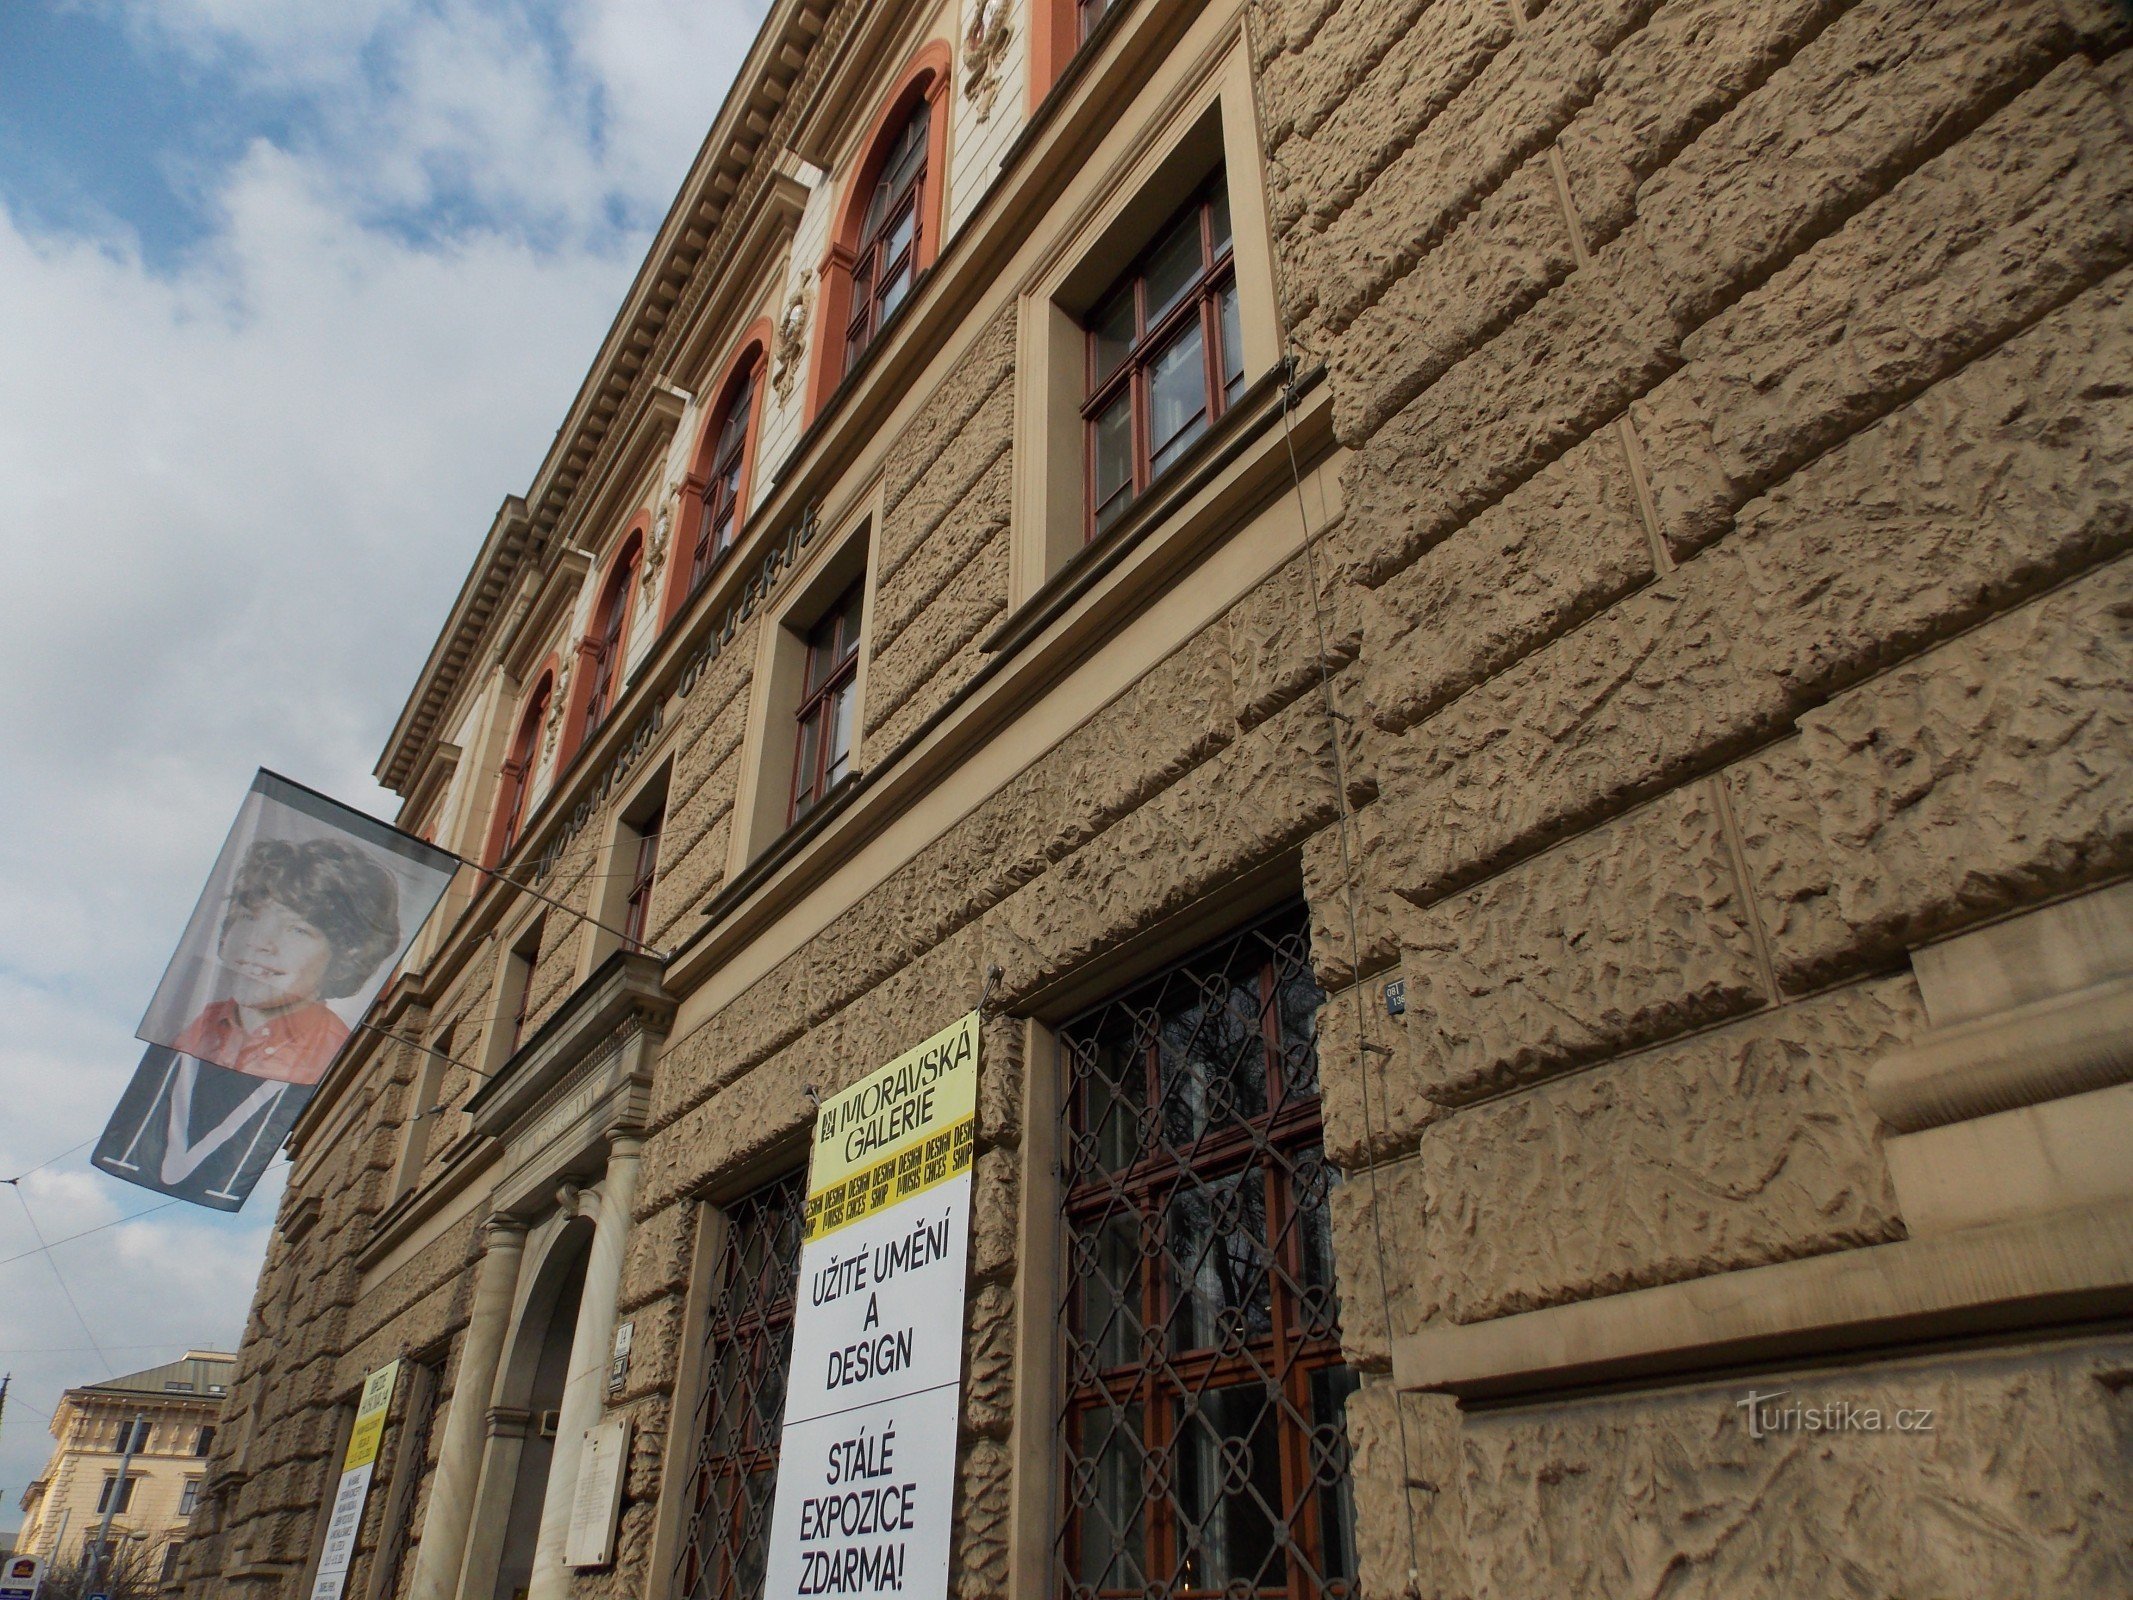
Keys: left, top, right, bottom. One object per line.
{"left": 341, "top": 1360, "right": 400, "bottom": 1473}
{"left": 803, "top": 1010, "right": 977, "bottom": 1241}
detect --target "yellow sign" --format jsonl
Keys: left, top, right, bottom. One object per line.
{"left": 803, "top": 1011, "right": 977, "bottom": 1241}
{"left": 342, "top": 1360, "right": 400, "bottom": 1473}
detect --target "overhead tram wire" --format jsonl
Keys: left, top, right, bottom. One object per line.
{"left": 0, "top": 1201, "right": 182, "bottom": 1270}
{"left": 7, "top": 1186, "right": 116, "bottom": 1379}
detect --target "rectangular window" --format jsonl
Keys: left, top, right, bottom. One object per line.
{"left": 179, "top": 1479, "right": 201, "bottom": 1516}
{"left": 1083, "top": 178, "right": 1241, "bottom": 539}
{"left": 195, "top": 1425, "right": 216, "bottom": 1458}
{"left": 1079, "top": 0, "right": 1114, "bottom": 41}
{"left": 1055, "top": 907, "right": 1357, "bottom": 1600}
{"left": 505, "top": 920, "right": 544, "bottom": 1058}
{"left": 621, "top": 806, "right": 664, "bottom": 949}
{"left": 97, "top": 1473, "right": 141, "bottom": 1514}
{"left": 161, "top": 1543, "right": 184, "bottom": 1582}
{"left": 674, "top": 1172, "right": 806, "bottom": 1600}
{"left": 113, "top": 1419, "right": 151, "bottom": 1454}
{"left": 788, "top": 583, "right": 864, "bottom": 824}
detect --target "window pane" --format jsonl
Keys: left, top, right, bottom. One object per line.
{"left": 1310, "top": 1366, "right": 1362, "bottom": 1591}
{"left": 1166, "top": 1168, "right": 1273, "bottom": 1355}
{"left": 824, "top": 682, "right": 855, "bottom": 789}
{"left": 1076, "top": 1402, "right": 1145, "bottom": 1592}
{"left": 1220, "top": 280, "right": 1244, "bottom": 404}
{"left": 1091, "top": 285, "right": 1136, "bottom": 387}
{"left": 1092, "top": 388, "right": 1133, "bottom": 529}
{"left": 1143, "top": 206, "right": 1207, "bottom": 328}
{"left": 1146, "top": 320, "right": 1209, "bottom": 475}
{"left": 1073, "top": 1211, "right": 1144, "bottom": 1373}
{"left": 1173, "top": 1382, "right": 1284, "bottom": 1592}
{"left": 878, "top": 255, "right": 913, "bottom": 322}
{"left": 1210, "top": 185, "right": 1233, "bottom": 258}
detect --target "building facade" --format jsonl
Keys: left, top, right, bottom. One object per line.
{"left": 20, "top": 1352, "right": 233, "bottom": 1585}
{"left": 179, "top": 0, "right": 2133, "bottom": 1597}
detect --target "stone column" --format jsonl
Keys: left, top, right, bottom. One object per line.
{"left": 524, "top": 1133, "right": 643, "bottom": 1600}
{"left": 409, "top": 1216, "right": 527, "bottom": 1600}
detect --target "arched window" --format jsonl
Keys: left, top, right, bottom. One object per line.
{"left": 845, "top": 101, "right": 931, "bottom": 372}
{"left": 489, "top": 674, "right": 552, "bottom": 865}
{"left": 809, "top": 44, "right": 951, "bottom": 419}
{"left": 580, "top": 538, "right": 641, "bottom": 743}
{"left": 692, "top": 359, "right": 758, "bottom": 590}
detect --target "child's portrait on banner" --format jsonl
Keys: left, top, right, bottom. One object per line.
{"left": 170, "top": 836, "right": 402, "bottom": 1087}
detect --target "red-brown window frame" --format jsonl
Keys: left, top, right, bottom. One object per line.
{"left": 693, "top": 368, "right": 757, "bottom": 592}
{"left": 1082, "top": 180, "right": 1241, "bottom": 541}
{"left": 491, "top": 675, "right": 551, "bottom": 866}
{"left": 844, "top": 102, "right": 931, "bottom": 374}
{"left": 787, "top": 581, "right": 864, "bottom": 825}
{"left": 620, "top": 807, "right": 663, "bottom": 950}
{"left": 674, "top": 1171, "right": 806, "bottom": 1600}
{"left": 580, "top": 542, "right": 641, "bottom": 743}
{"left": 1056, "top": 908, "right": 1356, "bottom": 1600}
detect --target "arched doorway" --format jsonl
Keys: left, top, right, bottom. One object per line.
{"left": 486, "top": 1220, "right": 591, "bottom": 1600}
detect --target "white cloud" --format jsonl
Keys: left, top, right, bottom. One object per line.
{"left": 0, "top": 0, "right": 763, "bottom": 1528}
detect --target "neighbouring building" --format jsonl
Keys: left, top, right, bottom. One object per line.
{"left": 19, "top": 1352, "right": 233, "bottom": 1585}
{"left": 177, "top": 0, "right": 2133, "bottom": 1597}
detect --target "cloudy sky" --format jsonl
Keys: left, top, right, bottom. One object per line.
{"left": 0, "top": 0, "right": 762, "bottom": 1528}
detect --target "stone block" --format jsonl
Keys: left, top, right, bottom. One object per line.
{"left": 1460, "top": 1334, "right": 2133, "bottom": 1596}
{"left": 1303, "top": 809, "right": 1403, "bottom": 988}
{"left": 951, "top": 1436, "right": 1013, "bottom": 1600}
{"left": 618, "top": 1197, "right": 696, "bottom": 1312}
{"left": 652, "top": 948, "right": 815, "bottom": 1128}
{"left": 882, "top": 307, "right": 1016, "bottom": 517}
{"left": 960, "top": 1280, "right": 1015, "bottom": 1440}
{"left": 1362, "top": 424, "right": 1656, "bottom": 735}
{"left": 1047, "top": 620, "right": 1237, "bottom": 854}
{"left": 1373, "top": 269, "right": 2133, "bottom": 905}
{"left": 864, "top": 533, "right": 1009, "bottom": 748}
{"left": 1647, "top": 59, "right": 2133, "bottom": 558}
{"left": 1228, "top": 547, "right": 1355, "bottom": 733}
{"left": 1637, "top": 0, "right": 2085, "bottom": 330}
{"left": 1248, "top": 0, "right": 1346, "bottom": 67}
{"left": 1338, "top": 231, "right": 1689, "bottom": 588}
{"left": 1284, "top": 0, "right": 1629, "bottom": 332}
{"left": 1402, "top": 783, "right": 1767, "bottom": 1106}
{"left": 1421, "top": 977, "right": 1918, "bottom": 1325}
{"left": 880, "top": 391, "right": 1014, "bottom": 584}
{"left": 1556, "top": 0, "right": 1851, "bottom": 247}
{"left": 641, "top": 1023, "right": 832, "bottom": 1211}
{"left": 1330, "top": 1152, "right": 1437, "bottom": 1369}
{"left": 836, "top": 921, "right": 986, "bottom": 1079}
{"left": 988, "top": 697, "right": 1341, "bottom": 1003}
{"left": 976, "top": 1012, "right": 1024, "bottom": 1151}
{"left": 970, "top": 1146, "right": 1019, "bottom": 1287}
{"left": 1255, "top": 0, "right": 1436, "bottom": 151}
{"left": 876, "top": 446, "right": 1013, "bottom": 654}
{"left": 1328, "top": 150, "right": 1583, "bottom": 446}
{"left": 1729, "top": 557, "right": 2133, "bottom": 992}
{"left": 1316, "top": 977, "right": 1438, "bottom": 1169}
{"left": 1345, "top": 1381, "right": 1470, "bottom": 1600}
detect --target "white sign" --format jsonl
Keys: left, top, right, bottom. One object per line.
{"left": 0, "top": 1553, "right": 45, "bottom": 1600}
{"left": 763, "top": 1012, "right": 978, "bottom": 1600}
{"left": 565, "top": 1417, "right": 631, "bottom": 1568}
{"left": 309, "top": 1361, "right": 399, "bottom": 1600}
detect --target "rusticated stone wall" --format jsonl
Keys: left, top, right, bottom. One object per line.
{"left": 1257, "top": 0, "right": 2133, "bottom": 1591}
{"left": 863, "top": 306, "right": 1018, "bottom": 756}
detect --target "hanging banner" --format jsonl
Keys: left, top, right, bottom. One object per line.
{"left": 763, "top": 1012, "right": 979, "bottom": 1600}
{"left": 94, "top": 770, "right": 457, "bottom": 1210}
{"left": 311, "top": 1361, "right": 401, "bottom": 1600}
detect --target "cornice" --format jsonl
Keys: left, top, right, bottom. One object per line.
{"left": 378, "top": 0, "right": 844, "bottom": 795}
